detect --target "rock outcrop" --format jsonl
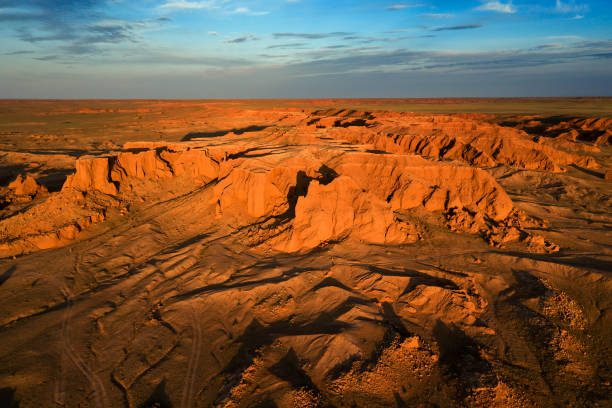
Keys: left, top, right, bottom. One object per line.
{"left": 304, "top": 111, "right": 598, "bottom": 172}
{"left": 0, "top": 140, "right": 545, "bottom": 258}
{"left": 1, "top": 174, "right": 48, "bottom": 207}
{"left": 273, "top": 176, "right": 419, "bottom": 252}
{"left": 4, "top": 109, "right": 591, "bottom": 257}
{"left": 510, "top": 116, "right": 612, "bottom": 146}
{"left": 64, "top": 147, "right": 219, "bottom": 197}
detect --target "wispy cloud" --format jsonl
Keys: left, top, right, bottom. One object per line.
{"left": 119, "top": 51, "right": 254, "bottom": 68}
{"left": 1, "top": 0, "right": 171, "bottom": 58}
{"left": 475, "top": 1, "right": 516, "bottom": 14}
{"left": 28, "top": 38, "right": 612, "bottom": 75}
{"left": 258, "top": 53, "right": 290, "bottom": 58}
{"left": 273, "top": 32, "right": 354, "bottom": 39}
{"left": 420, "top": 13, "right": 453, "bottom": 19}
{"left": 230, "top": 7, "right": 269, "bottom": 16}
{"left": 279, "top": 40, "right": 612, "bottom": 78}
{"left": 383, "top": 29, "right": 414, "bottom": 33}
{"left": 224, "top": 34, "right": 259, "bottom": 43}
{"left": 267, "top": 43, "right": 308, "bottom": 49}
{"left": 432, "top": 24, "right": 484, "bottom": 32}
{"left": 358, "top": 32, "right": 436, "bottom": 41}
{"left": 573, "top": 40, "right": 612, "bottom": 49}
{"left": 3, "top": 50, "right": 35, "bottom": 55}
{"left": 33, "top": 55, "right": 61, "bottom": 61}
{"left": 386, "top": 3, "right": 424, "bottom": 10}
{"left": 555, "top": 0, "right": 588, "bottom": 13}
{"left": 159, "top": 1, "right": 217, "bottom": 10}
{"left": 158, "top": 1, "right": 268, "bottom": 15}
{"left": 530, "top": 43, "right": 563, "bottom": 50}
{"left": 546, "top": 35, "right": 582, "bottom": 40}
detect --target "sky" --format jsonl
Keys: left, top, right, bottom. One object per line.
{"left": 0, "top": 0, "right": 611, "bottom": 98}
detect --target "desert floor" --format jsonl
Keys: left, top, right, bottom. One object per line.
{"left": 0, "top": 99, "right": 611, "bottom": 407}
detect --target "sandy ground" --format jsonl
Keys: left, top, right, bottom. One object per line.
{"left": 0, "top": 100, "right": 610, "bottom": 408}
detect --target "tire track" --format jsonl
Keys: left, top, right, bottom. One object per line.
{"left": 53, "top": 358, "right": 66, "bottom": 407}
{"left": 180, "top": 306, "right": 202, "bottom": 408}
{"left": 59, "top": 284, "right": 109, "bottom": 408}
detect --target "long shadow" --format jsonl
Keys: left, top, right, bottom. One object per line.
{"left": 227, "top": 146, "right": 293, "bottom": 160}
{"left": 212, "top": 310, "right": 356, "bottom": 405}
{"left": 36, "top": 168, "right": 74, "bottom": 192}
{"left": 0, "top": 164, "right": 30, "bottom": 186}
{"left": 380, "top": 301, "right": 412, "bottom": 338}
{"left": 138, "top": 379, "right": 173, "bottom": 408}
{"left": 366, "top": 265, "right": 460, "bottom": 294}
{"left": 496, "top": 250, "right": 612, "bottom": 274}
{"left": 0, "top": 161, "right": 73, "bottom": 193}
{"left": 6, "top": 148, "right": 97, "bottom": 157}
{"left": 499, "top": 115, "right": 608, "bottom": 143}
{"left": 311, "top": 277, "right": 355, "bottom": 294}
{"left": 182, "top": 125, "right": 269, "bottom": 141}
{"left": 169, "top": 266, "right": 321, "bottom": 302}
{"left": 277, "top": 165, "right": 339, "bottom": 222}
{"left": 499, "top": 115, "right": 575, "bottom": 133}
{"left": 569, "top": 164, "right": 605, "bottom": 179}
{"left": 0, "top": 387, "right": 19, "bottom": 408}
{"left": 432, "top": 319, "right": 496, "bottom": 392}
{"left": 269, "top": 348, "right": 319, "bottom": 391}
{"left": 158, "top": 233, "right": 212, "bottom": 256}
{"left": 0, "top": 266, "right": 16, "bottom": 287}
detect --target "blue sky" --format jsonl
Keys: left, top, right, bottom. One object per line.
{"left": 0, "top": 0, "right": 611, "bottom": 97}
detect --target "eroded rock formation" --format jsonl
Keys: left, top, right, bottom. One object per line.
{"left": 0, "top": 103, "right": 610, "bottom": 408}
{"left": 0, "top": 122, "right": 558, "bottom": 258}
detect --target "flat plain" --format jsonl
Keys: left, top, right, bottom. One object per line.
{"left": 0, "top": 98, "right": 611, "bottom": 407}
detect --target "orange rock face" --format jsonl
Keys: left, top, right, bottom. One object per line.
{"left": 1, "top": 105, "right": 596, "bottom": 259}
{"left": 7, "top": 174, "right": 48, "bottom": 198}
{"left": 23, "top": 137, "right": 516, "bottom": 257}
{"left": 306, "top": 110, "right": 597, "bottom": 172}
{"left": 0, "top": 100, "right": 610, "bottom": 408}
{"left": 512, "top": 116, "right": 612, "bottom": 145}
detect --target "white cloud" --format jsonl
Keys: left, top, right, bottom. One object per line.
{"left": 555, "top": 0, "right": 588, "bottom": 13}
{"left": 386, "top": 4, "right": 424, "bottom": 11}
{"left": 475, "top": 1, "right": 516, "bottom": 14}
{"left": 158, "top": 1, "right": 268, "bottom": 15}
{"left": 208, "top": 31, "right": 218, "bottom": 36}
{"left": 159, "top": 1, "right": 217, "bottom": 10}
{"left": 231, "top": 7, "right": 269, "bottom": 16}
